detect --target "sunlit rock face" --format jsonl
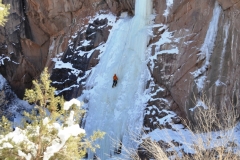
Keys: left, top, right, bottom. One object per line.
{"left": 146, "top": 0, "right": 240, "bottom": 124}
{"left": 0, "top": 0, "right": 133, "bottom": 98}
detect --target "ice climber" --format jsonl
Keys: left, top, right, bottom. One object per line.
{"left": 112, "top": 74, "right": 118, "bottom": 88}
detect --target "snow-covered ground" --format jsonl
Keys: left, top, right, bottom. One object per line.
{"left": 80, "top": 0, "right": 153, "bottom": 159}
{"left": 144, "top": 123, "right": 240, "bottom": 158}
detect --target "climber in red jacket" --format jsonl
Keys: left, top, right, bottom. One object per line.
{"left": 112, "top": 74, "right": 118, "bottom": 88}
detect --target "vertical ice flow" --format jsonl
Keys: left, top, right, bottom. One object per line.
{"left": 191, "top": 1, "right": 221, "bottom": 91}
{"left": 163, "top": 0, "right": 174, "bottom": 17}
{"left": 219, "top": 23, "right": 230, "bottom": 75}
{"left": 83, "top": 0, "right": 152, "bottom": 159}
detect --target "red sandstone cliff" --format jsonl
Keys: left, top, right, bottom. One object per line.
{"left": 148, "top": 0, "right": 240, "bottom": 124}
{"left": 0, "top": 0, "right": 134, "bottom": 98}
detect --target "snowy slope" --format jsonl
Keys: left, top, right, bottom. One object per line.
{"left": 81, "top": 0, "right": 153, "bottom": 159}
{"left": 0, "top": 74, "right": 31, "bottom": 124}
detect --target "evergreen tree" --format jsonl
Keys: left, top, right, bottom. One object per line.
{"left": 0, "top": 68, "right": 105, "bottom": 159}
{"left": 24, "top": 68, "right": 64, "bottom": 114}
{"left": 0, "top": 0, "right": 10, "bottom": 26}
{"left": 0, "top": 90, "right": 9, "bottom": 118}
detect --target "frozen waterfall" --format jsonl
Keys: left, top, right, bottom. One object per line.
{"left": 83, "top": 0, "right": 153, "bottom": 159}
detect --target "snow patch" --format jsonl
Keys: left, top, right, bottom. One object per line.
{"left": 0, "top": 55, "right": 10, "bottom": 66}
{"left": 163, "top": 0, "right": 174, "bottom": 17}
{"left": 189, "top": 99, "right": 208, "bottom": 112}
{"left": 63, "top": 98, "right": 82, "bottom": 110}
{"left": 120, "top": 12, "right": 128, "bottom": 18}
{"left": 148, "top": 24, "right": 179, "bottom": 71}
{"left": 215, "top": 79, "right": 226, "bottom": 86}
{"left": 145, "top": 123, "right": 238, "bottom": 156}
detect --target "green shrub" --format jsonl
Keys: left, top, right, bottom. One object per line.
{"left": 0, "top": 0, "right": 10, "bottom": 26}
{"left": 0, "top": 68, "right": 105, "bottom": 160}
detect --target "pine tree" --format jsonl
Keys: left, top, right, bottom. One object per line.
{"left": 0, "top": 116, "right": 12, "bottom": 135}
{"left": 0, "top": 0, "right": 10, "bottom": 26}
{"left": 24, "top": 68, "right": 64, "bottom": 115}
{"left": 0, "top": 90, "right": 9, "bottom": 118}
{"left": 0, "top": 68, "right": 105, "bottom": 160}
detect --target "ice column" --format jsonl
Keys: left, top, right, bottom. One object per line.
{"left": 84, "top": 0, "right": 152, "bottom": 159}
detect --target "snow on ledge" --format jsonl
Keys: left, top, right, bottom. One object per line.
{"left": 148, "top": 24, "right": 179, "bottom": 71}
{"left": 63, "top": 98, "right": 82, "bottom": 110}
{"left": 189, "top": 99, "right": 208, "bottom": 112}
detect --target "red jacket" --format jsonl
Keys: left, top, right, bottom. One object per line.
{"left": 113, "top": 74, "right": 118, "bottom": 80}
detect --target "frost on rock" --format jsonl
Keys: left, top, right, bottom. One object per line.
{"left": 0, "top": 54, "right": 19, "bottom": 66}
{"left": 189, "top": 99, "right": 208, "bottom": 112}
{"left": 0, "top": 55, "right": 10, "bottom": 66}
{"left": 191, "top": 2, "right": 221, "bottom": 92}
{"left": 148, "top": 24, "right": 179, "bottom": 71}
{"left": 215, "top": 79, "right": 226, "bottom": 86}
{"left": 163, "top": 0, "right": 174, "bottom": 17}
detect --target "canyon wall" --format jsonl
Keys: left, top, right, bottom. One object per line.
{"left": 1, "top": 0, "right": 240, "bottom": 124}
{"left": 0, "top": 0, "right": 134, "bottom": 98}
{"left": 146, "top": 0, "right": 240, "bottom": 126}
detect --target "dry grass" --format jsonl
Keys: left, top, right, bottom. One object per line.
{"left": 105, "top": 96, "right": 240, "bottom": 160}
{"left": 140, "top": 138, "right": 168, "bottom": 160}
{"left": 178, "top": 97, "right": 240, "bottom": 160}
{"left": 133, "top": 97, "right": 240, "bottom": 160}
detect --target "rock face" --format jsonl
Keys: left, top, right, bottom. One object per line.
{"left": 0, "top": 0, "right": 133, "bottom": 98}
{"left": 0, "top": 74, "right": 31, "bottom": 121}
{"left": 50, "top": 18, "right": 111, "bottom": 100}
{"left": 105, "top": 0, "right": 135, "bottom": 15}
{"left": 1, "top": 0, "right": 240, "bottom": 124}
{"left": 146, "top": 0, "right": 240, "bottom": 124}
